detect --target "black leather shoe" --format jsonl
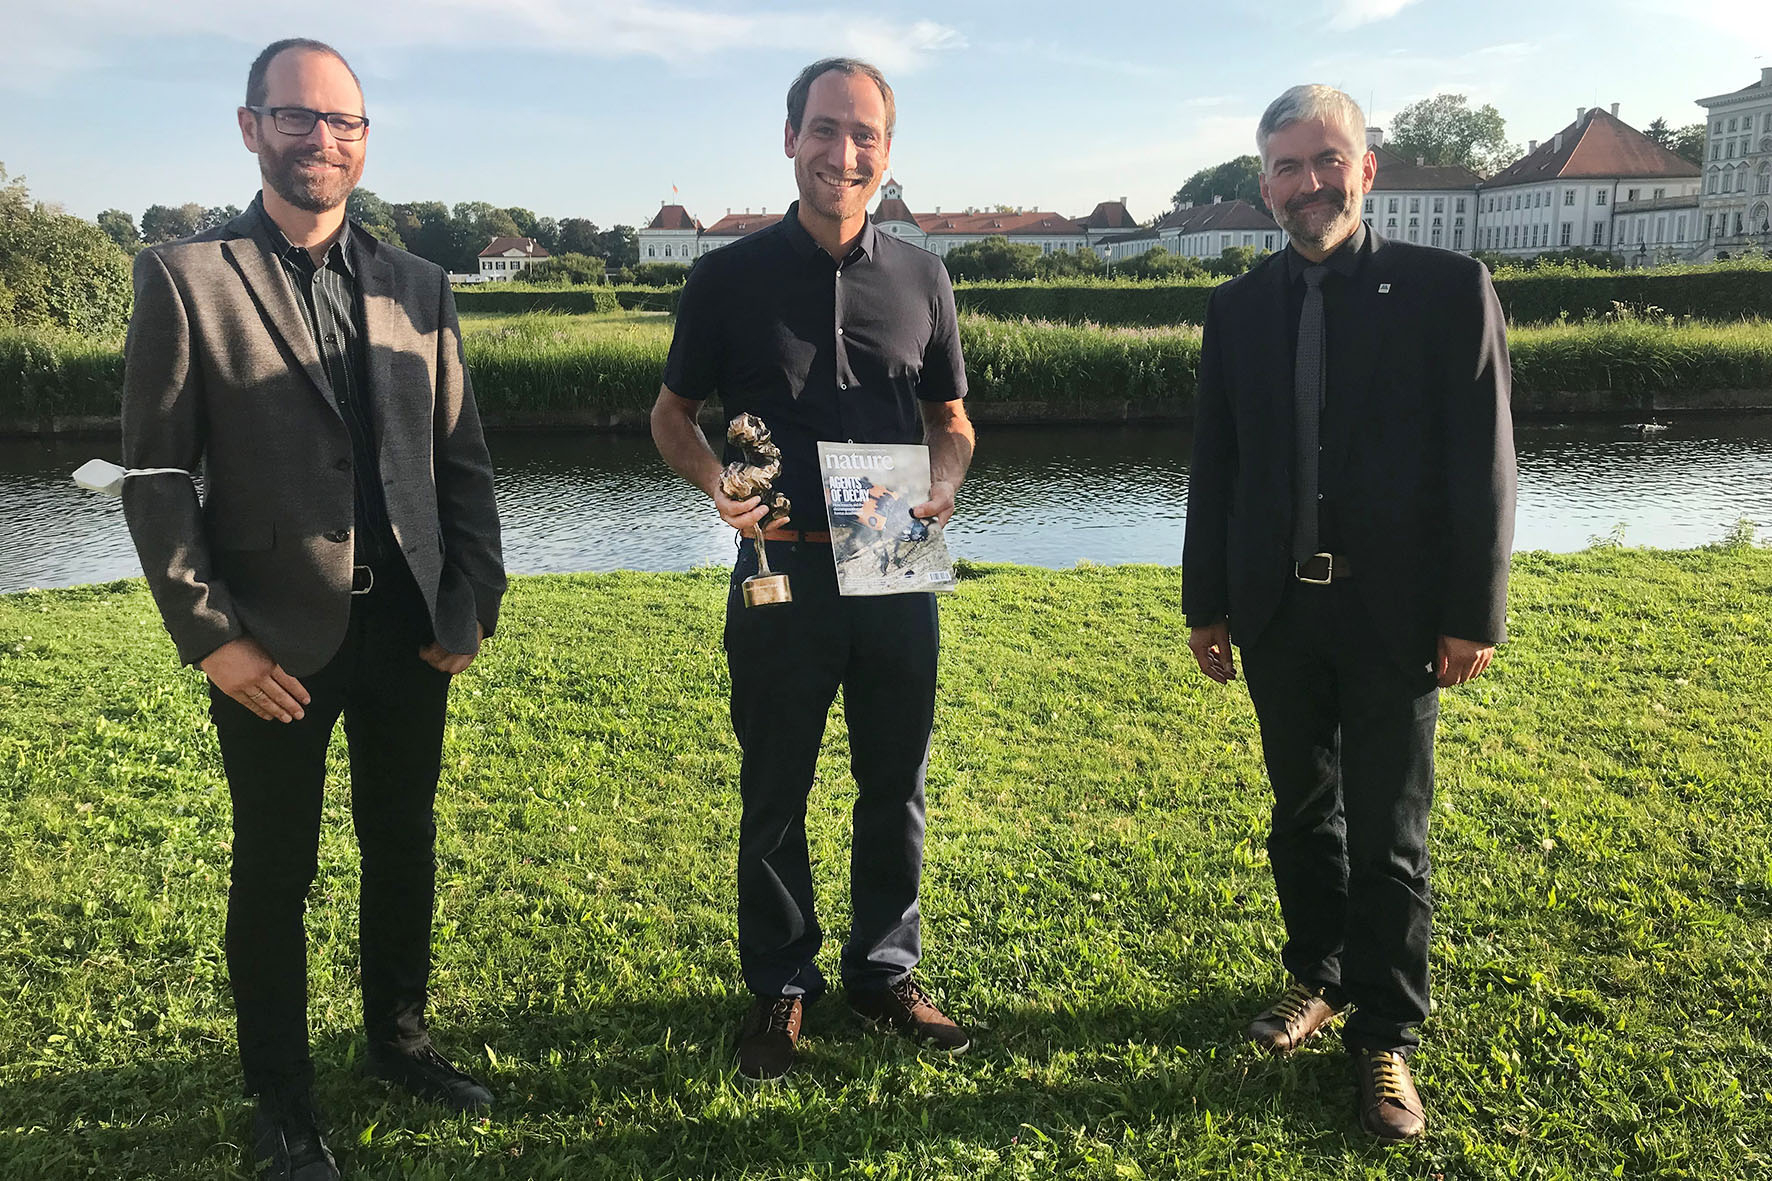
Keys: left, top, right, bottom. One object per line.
{"left": 367, "top": 1043, "right": 493, "bottom": 1113}
{"left": 251, "top": 1085, "right": 341, "bottom": 1181}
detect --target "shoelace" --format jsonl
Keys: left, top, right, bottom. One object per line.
{"left": 892, "top": 977, "right": 934, "bottom": 1012}
{"left": 1367, "top": 1051, "right": 1410, "bottom": 1103}
{"left": 765, "top": 996, "right": 800, "bottom": 1033}
{"left": 1269, "top": 983, "right": 1317, "bottom": 1026}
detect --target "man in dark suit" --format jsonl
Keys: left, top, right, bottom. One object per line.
{"left": 122, "top": 39, "right": 505, "bottom": 1181}
{"left": 1182, "top": 83, "right": 1515, "bottom": 1142}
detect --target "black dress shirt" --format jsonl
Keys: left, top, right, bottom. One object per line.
{"left": 250, "top": 195, "right": 396, "bottom": 563}
{"left": 663, "top": 202, "right": 967, "bottom": 521}
{"left": 1282, "top": 219, "right": 1371, "bottom": 553}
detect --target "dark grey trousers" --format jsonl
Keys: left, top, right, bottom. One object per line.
{"left": 723, "top": 540, "right": 939, "bottom": 1000}
{"left": 1239, "top": 579, "right": 1440, "bottom": 1056}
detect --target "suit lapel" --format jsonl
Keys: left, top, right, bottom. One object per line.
{"left": 1261, "top": 258, "right": 1294, "bottom": 446}
{"left": 356, "top": 238, "right": 404, "bottom": 458}
{"left": 220, "top": 219, "right": 339, "bottom": 417}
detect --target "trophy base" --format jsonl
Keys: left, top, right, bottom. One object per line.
{"left": 742, "top": 572, "right": 792, "bottom": 607}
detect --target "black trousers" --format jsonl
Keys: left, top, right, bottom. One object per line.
{"left": 208, "top": 564, "right": 451, "bottom": 1094}
{"left": 723, "top": 540, "right": 940, "bottom": 1001}
{"left": 1239, "top": 579, "right": 1439, "bottom": 1056}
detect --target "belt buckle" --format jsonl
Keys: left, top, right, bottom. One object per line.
{"left": 351, "top": 564, "right": 375, "bottom": 595}
{"left": 1295, "top": 552, "right": 1333, "bottom": 584}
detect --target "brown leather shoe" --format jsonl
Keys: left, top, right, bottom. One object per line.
{"left": 1355, "top": 1050, "right": 1427, "bottom": 1142}
{"left": 1247, "top": 982, "right": 1345, "bottom": 1054}
{"left": 849, "top": 977, "right": 970, "bottom": 1054}
{"left": 736, "top": 996, "right": 803, "bottom": 1081}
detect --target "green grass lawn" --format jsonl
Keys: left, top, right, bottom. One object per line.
{"left": 3, "top": 552, "right": 1770, "bottom": 1179}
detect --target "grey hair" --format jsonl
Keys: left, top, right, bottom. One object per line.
{"left": 1257, "top": 84, "right": 1366, "bottom": 170}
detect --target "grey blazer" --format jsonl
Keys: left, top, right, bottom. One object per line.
{"left": 122, "top": 204, "right": 505, "bottom": 678}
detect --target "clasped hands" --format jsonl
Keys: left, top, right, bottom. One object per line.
{"left": 202, "top": 624, "right": 484, "bottom": 723}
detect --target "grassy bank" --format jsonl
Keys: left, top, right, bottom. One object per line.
{"left": 6, "top": 313, "right": 1772, "bottom": 427}
{"left": 3, "top": 551, "right": 1771, "bottom": 1178}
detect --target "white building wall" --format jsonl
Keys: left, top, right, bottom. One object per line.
{"left": 1365, "top": 189, "right": 1475, "bottom": 251}
{"left": 1698, "top": 78, "right": 1772, "bottom": 255}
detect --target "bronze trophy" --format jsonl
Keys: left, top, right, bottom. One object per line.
{"left": 720, "top": 413, "right": 793, "bottom": 607}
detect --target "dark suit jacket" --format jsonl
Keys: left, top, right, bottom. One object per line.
{"left": 1182, "top": 229, "right": 1516, "bottom": 671}
{"left": 122, "top": 204, "right": 505, "bottom": 678}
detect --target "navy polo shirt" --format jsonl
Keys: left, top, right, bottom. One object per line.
{"left": 662, "top": 201, "right": 967, "bottom": 524}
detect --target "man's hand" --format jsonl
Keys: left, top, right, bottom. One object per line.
{"left": 1436, "top": 634, "right": 1495, "bottom": 687}
{"left": 421, "top": 622, "right": 485, "bottom": 676}
{"left": 202, "top": 637, "right": 310, "bottom": 722}
{"left": 716, "top": 487, "right": 780, "bottom": 534}
{"left": 911, "top": 479, "right": 959, "bottom": 529}
{"left": 1188, "top": 621, "right": 1237, "bottom": 684}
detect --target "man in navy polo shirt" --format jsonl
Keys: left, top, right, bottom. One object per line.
{"left": 650, "top": 56, "right": 976, "bottom": 1081}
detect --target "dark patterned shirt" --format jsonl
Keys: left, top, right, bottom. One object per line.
{"left": 250, "top": 194, "right": 395, "bottom": 563}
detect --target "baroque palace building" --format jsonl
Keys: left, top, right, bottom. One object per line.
{"left": 1695, "top": 67, "right": 1772, "bottom": 259}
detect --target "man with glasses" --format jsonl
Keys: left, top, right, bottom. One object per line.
{"left": 121, "top": 38, "right": 505, "bottom": 1181}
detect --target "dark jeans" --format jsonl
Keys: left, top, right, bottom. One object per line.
{"left": 723, "top": 539, "right": 940, "bottom": 1001}
{"left": 208, "top": 563, "right": 451, "bottom": 1094}
{"left": 1239, "top": 580, "right": 1439, "bottom": 1056}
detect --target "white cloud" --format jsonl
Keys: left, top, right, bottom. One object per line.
{"left": 0, "top": 0, "right": 968, "bottom": 89}
{"left": 1326, "top": 0, "right": 1425, "bottom": 32}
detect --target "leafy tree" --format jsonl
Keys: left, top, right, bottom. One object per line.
{"left": 942, "top": 235, "right": 1040, "bottom": 281}
{"left": 503, "top": 206, "right": 541, "bottom": 238}
{"left": 96, "top": 209, "right": 140, "bottom": 252}
{"left": 140, "top": 202, "right": 205, "bottom": 243}
{"left": 1670, "top": 124, "right": 1705, "bottom": 166}
{"left": 1171, "top": 156, "right": 1264, "bottom": 211}
{"left": 557, "top": 217, "right": 603, "bottom": 256}
{"left": 1114, "top": 246, "right": 1202, "bottom": 280}
{"left": 392, "top": 201, "right": 455, "bottom": 269}
{"left": 1033, "top": 246, "right": 1104, "bottom": 278}
{"left": 596, "top": 225, "right": 639, "bottom": 269}
{"left": 1387, "top": 93, "right": 1518, "bottom": 177}
{"left": 198, "top": 205, "right": 242, "bottom": 231}
{"left": 521, "top": 252, "right": 607, "bottom": 284}
{"left": 451, "top": 202, "right": 523, "bottom": 271}
{"left": 347, "top": 189, "right": 405, "bottom": 247}
{"left": 1202, "top": 245, "right": 1265, "bottom": 277}
{"left": 532, "top": 216, "right": 560, "bottom": 253}
{"left": 0, "top": 164, "right": 132, "bottom": 333}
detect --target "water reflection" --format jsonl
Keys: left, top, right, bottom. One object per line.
{"left": 3, "top": 418, "right": 1769, "bottom": 593}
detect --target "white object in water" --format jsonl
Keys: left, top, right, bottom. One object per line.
{"left": 72, "top": 458, "right": 194, "bottom": 496}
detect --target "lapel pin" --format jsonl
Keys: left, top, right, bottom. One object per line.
{"left": 1378, "top": 283, "right": 1392, "bottom": 293}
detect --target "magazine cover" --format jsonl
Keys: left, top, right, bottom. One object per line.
{"left": 817, "top": 441, "right": 957, "bottom": 596}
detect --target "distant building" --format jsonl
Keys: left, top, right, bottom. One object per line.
{"left": 637, "top": 203, "right": 703, "bottom": 263}
{"left": 477, "top": 236, "right": 550, "bottom": 281}
{"left": 1153, "top": 198, "right": 1285, "bottom": 260}
{"left": 1363, "top": 130, "right": 1480, "bottom": 253}
{"left": 1475, "top": 105, "right": 1701, "bottom": 261}
{"left": 1695, "top": 66, "right": 1772, "bottom": 259}
{"left": 698, "top": 209, "right": 785, "bottom": 255}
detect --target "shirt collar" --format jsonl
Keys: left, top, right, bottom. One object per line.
{"left": 780, "top": 200, "right": 877, "bottom": 265}
{"left": 1285, "top": 218, "right": 1368, "bottom": 283}
{"left": 250, "top": 191, "right": 357, "bottom": 277}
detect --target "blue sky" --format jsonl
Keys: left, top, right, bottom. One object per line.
{"left": 3, "top": 0, "right": 1766, "bottom": 231}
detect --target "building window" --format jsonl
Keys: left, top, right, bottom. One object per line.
{"left": 1596, "top": 190, "right": 1607, "bottom": 205}
{"left": 1564, "top": 189, "right": 1575, "bottom": 205}
{"left": 1364, "top": 198, "right": 1374, "bottom": 214}
{"left": 1433, "top": 197, "right": 1445, "bottom": 213}
{"left": 647, "top": 246, "right": 655, "bottom": 257}
{"left": 1627, "top": 188, "right": 1639, "bottom": 201}
{"left": 1386, "top": 217, "right": 1398, "bottom": 230}
{"left": 1713, "top": 143, "right": 1722, "bottom": 161}
{"left": 1409, "top": 197, "right": 1421, "bottom": 213}
{"left": 1387, "top": 197, "right": 1399, "bottom": 213}
{"left": 1265, "top": 233, "right": 1276, "bottom": 249}
{"left": 1431, "top": 229, "right": 1442, "bottom": 246}
{"left": 1453, "top": 228, "right": 1463, "bottom": 249}
{"left": 1729, "top": 117, "right": 1738, "bottom": 131}
{"left": 1592, "top": 223, "right": 1604, "bottom": 246}
{"left": 1706, "top": 213, "right": 1715, "bottom": 238}
{"left": 1653, "top": 187, "right": 1666, "bottom": 199}
{"left": 1561, "top": 222, "right": 1572, "bottom": 246}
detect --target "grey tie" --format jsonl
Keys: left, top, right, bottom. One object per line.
{"left": 1293, "top": 265, "right": 1330, "bottom": 563}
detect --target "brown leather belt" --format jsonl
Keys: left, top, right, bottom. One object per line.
{"left": 761, "top": 527, "right": 831, "bottom": 544}
{"left": 1295, "top": 553, "right": 1354, "bottom": 583}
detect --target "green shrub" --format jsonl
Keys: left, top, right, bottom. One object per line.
{"left": 1, "top": 165, "right": 133, "bottom": 336}
{"left": 0, "top": 325, "right": 127, "bottom": 419}
{"left": 955, "top": 279, "right": 1219, "bottom": 326}
{"left": 1490, "top": 258, "right": 1772, "bottom": 323}
{"left": 451, "top": 286, "right": 621, "bottom": 315}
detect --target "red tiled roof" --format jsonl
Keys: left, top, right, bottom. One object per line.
{"left": 646, "top": 204, "right": 701, "bottom": 231}
{"left": 1370, "top": 146, "right": 1482, "bottom": 192}
{"left": 1485, "top": 109, "right": 1700, "bottom": 189}
{"left": 701, "top": 212, "right": 786, "bottom": 237}
{"left": 1079, "top": 200, "right": 1138, "bottom": 230}
{"left": 1155, "top": 199, "right": 1280, "bottom": 234}
{"left": 872, "top": 196, "right": 918, "bottom": 224}
{"left": 478, "top": 236, "right": 551, "bottom": 259}
{"left": 912, "top": 210, "right": 1086, "bottom": 235}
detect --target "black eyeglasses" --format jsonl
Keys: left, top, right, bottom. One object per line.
{"left": 248, "top": 106, "right": 370, "bottom": 141}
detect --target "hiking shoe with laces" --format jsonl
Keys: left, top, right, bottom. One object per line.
{"left": 737, "top": 995, "right": 804, "bottom": 1081}
{"left": 1247, "top": 982, "right": 1345, "bottom": 1054}
{"left": 848, "top": 977, "right": 970, "bottom": 1054}
{"left": 1355, "top": 1049, "right": 1426, "bottom": 1142}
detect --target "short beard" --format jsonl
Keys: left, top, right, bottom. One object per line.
{"left": 1280, "top": 188, "right": 1356, "bottom": 252}
{"left": 261, "top": 148, "right": 359, "bottom": 214}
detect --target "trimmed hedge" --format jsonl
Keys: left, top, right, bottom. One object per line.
{"left": 7, "top": 316, "right": 1772, "bottom": 427}
{"left": 451, "top": 285, "right": 681, "bottom": 315}
{"left": 953, "top": 260, "right": 1772, "bottom": 327}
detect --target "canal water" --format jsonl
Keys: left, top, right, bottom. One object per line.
{"left": 3, "top": 419, "right": 1769, "bottom": 594}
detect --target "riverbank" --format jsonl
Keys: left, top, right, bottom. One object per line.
{"left": 2, "top": 553, "right": 1769, "bottom": 1178}
{"left": 5, "top": 313, "right": 1772, "bottom": 434}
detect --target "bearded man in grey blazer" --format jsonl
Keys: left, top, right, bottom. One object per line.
{"left": 122, "top": 38, "right": 505, "bottom": 1181}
